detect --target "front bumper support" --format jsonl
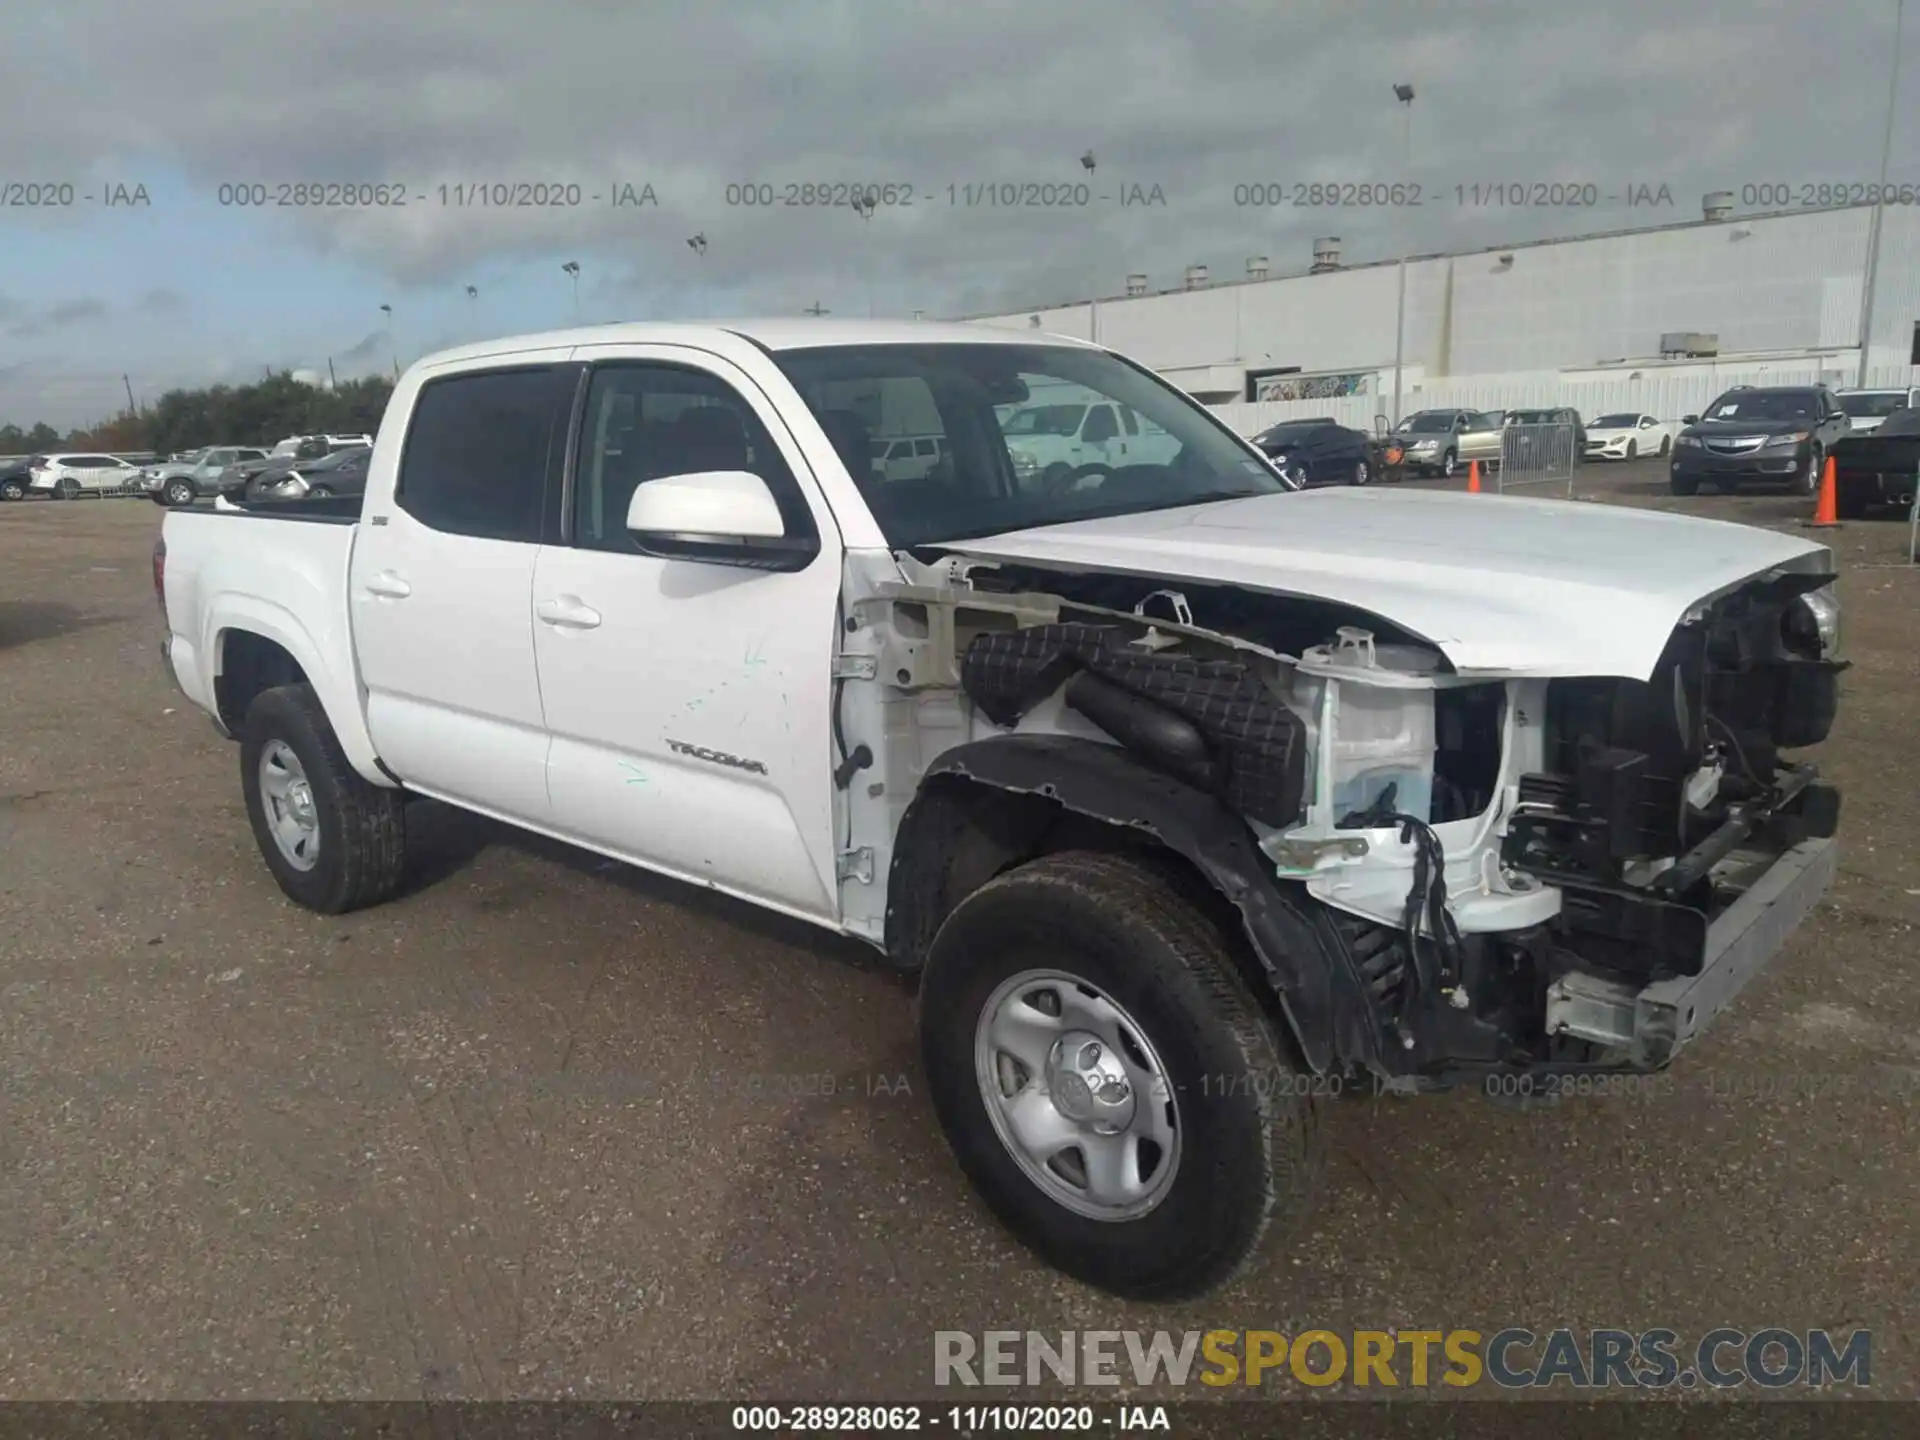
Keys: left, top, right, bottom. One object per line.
{"left": 1546, "top": 836, "right": 1836, "bottom": 1067}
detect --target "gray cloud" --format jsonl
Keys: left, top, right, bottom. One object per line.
{"left": 138, "top": 288, "right": 187, "bottom": 315}
{"left": 0, "top": 0, "right": 1914, "bottom": 421}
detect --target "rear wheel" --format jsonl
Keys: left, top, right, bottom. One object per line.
{"left": 309, "top": 485, "right": 334, "bottom": 498}
{"left": 918, "top": 850, "right": 1321, "bottom": 1300}
{"left": 1658, "top": 436, "right": 1671, "bottom": 457}
{"left": 0, "top": 478, "right": 23, "bottom": 501}
{"left": 240, "top": 683, "right": 407, "bottom": 914}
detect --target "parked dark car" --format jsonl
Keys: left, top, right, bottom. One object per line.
{"left": 1830, "top": 403, "right": 1920, "bottom": 518}
{"left": 283, "top": 444, "right": 371, "bottom": 499}
{"left": 0, "top": 456, "right": 41, "bottom": 501}
{"left": 1669, "top": 385, "right": 1852, "bottom": 496}
{"left": 1250, "top": 417, "right": 1394, "bottom": 486}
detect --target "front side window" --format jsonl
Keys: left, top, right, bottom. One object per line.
{"left": 570, "top": 363, "right": 815, "bottom": 553}
{"left": 1836, "top": 392, "right": 1907, "bottom": 419}
{"left": 396, "top": 367, "right": 565, "bottom": 542}
{"left": 773, "top": 342, "right": 1286, "bottom": 548}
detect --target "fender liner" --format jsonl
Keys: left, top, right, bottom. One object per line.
{"left": 891, "top": 734, "right": 1387, "bottom": 1076}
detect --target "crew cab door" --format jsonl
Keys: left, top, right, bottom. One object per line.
{"left": 530, "top": 348, "right": 843, "bottom": 921}
{"left": 348, "top": 353, "right": 577, "bottom": 821}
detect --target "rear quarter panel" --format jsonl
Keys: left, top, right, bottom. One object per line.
{"left": 161, "top": 510, "right": 388, "bottom": 784}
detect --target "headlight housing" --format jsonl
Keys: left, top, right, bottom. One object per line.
{"left": 1764, "top": 431, "right": 1811, "bottom": 449}
{"left": 1799, "top": 584, "right": 1841, "bottom": 654}
{"left": 1675, "top": 434, "right": 1702, "bottom": 448}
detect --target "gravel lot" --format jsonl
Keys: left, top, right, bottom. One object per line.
{"left": 1, "top": 461, "right": 1915, "bottom": 1402}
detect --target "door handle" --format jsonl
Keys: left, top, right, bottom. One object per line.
{"left": 364, "top": 572, "right": 412, "bottom": 599}
{"left": 536, "top": 597, "right": 602, "bottom": 629}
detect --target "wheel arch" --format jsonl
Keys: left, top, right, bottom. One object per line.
{"left": 202, "top": 599, "right": 391, "bottom": 787}
{"left": 884, "top": 735, "right": 1385, "bottom": 1075}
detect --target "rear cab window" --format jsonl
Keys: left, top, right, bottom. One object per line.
{"left": 396, "top": 366, "right": 573, "bottom": 542}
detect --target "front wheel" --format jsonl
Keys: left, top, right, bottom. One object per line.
{"left": 1625, "top": 440, "right": 1638, "bottom": 461}
{"left": 1352, "top": 459, "right": 1371, "bottom": 486}
{"left": 0, "top": 479, "right": 23, "bottom": 501}
{"left": 162, "top": 479, "right": 195, "bottom": 506}
{"left": 1799, "top": 448, "right": 1824, "bottom": 495}
{"left": 1440, "top": 450, "right": 1458, "bottom": 479}
{"left": 1669, "top": 473, "right": 1700, "bottom": 496}
{"left": 1658, "top": 436, "right": 1671, "bottom": 457}
{"left": 918, "top": 851, "right": 1321, "bottom": 1300}
{"left": 308, "top": 485, "right": 334, "bottom": 498}
{"left": 240, "top": 683, "right": 407, "bottom": 914}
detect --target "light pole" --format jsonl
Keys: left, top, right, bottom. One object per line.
{"left": 465, "top": 284, "right": 478, "bottom": 335}
{"left": 379, "top": 304, "right": 397, "bottom": 378}
{"left": 1079, "top": 151, "right": 1103, "bottom": 343}
{"left": 850, "top": 191, "right": 877, "bottom": 316}
{"left": 1855, "top": 0, "right": 1907, "bottom": 387}
{"left": 561, "top": 262, "right": 581, "bottom": 323}
{"left": 1390, "top": 83, "right": 1415, "bottom": 428}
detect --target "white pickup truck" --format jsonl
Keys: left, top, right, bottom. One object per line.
{"left": 157, "top": 319, "right": 1845, "bottom": 1300}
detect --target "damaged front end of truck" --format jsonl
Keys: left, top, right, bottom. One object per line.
{"left": 837, "top": 541, "right": 1845, "bottom": 1092}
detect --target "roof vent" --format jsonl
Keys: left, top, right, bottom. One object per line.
{"left": 1310, "top": 237, "right": 1342, "bottom": 272}
{"left": 1246, "top": 255, "right": 1269, "bottom": 280}
{"left": 1126, "top": 273, "right": 1148, "bottom": 297}
{"left": 1703, "top": 191, "right": 1734, "bottom": 221}
{"left": 1184, "top": 264, "right": 1209, "bottom": 289}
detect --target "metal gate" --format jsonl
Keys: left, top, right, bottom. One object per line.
{"left": 1496, "top": 423, "right": 1577, "bottom": 496}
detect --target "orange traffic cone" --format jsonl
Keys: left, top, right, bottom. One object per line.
{"left": 1466, "top": 459, "right": 1481, "bottom": 493}
{"left": 1806, "top": 454, "right": 1841, "bottom": 528}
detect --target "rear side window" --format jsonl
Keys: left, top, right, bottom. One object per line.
{"left": 398, "top": 367, "right": 565, "bottom": 542}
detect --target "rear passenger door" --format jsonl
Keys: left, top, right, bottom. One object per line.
{"left": 348, "top": 355, "right": 577, "bottom": 822}
{"left": 530, "top": 349, "right": 845, "bottom": 920}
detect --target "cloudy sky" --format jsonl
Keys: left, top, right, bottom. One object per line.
{"left": 1, "top": 0, "right": 1915, "bottom": 428}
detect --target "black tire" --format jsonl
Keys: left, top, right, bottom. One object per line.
{"left": 162, "top": 479, "right": 195, "bottom": 506}
{"left": 308, "top": 485, "right": 334, "bottom": 498}
{"left": 917, "top": 850, "right": 1320, "bottom": 1300}
{"left": 1440, "top": 449, "right": 1457, "bottom": 479}
{"left": 1834, "top": 487, "right": 1869, "bottom": 522}
{"left": 1658, "top": 436, "right": 1671, "bottom": 457}
{"left": 0, "top": 479, "right": 22, "bottom": 501}
{"left": 240, "top": 683, "right": 407, "bottom": 914}
{"left": 1669, "top": 473, "right": 1700, "bottom": 496}
{"left": 1625, "top": 440, "right": 1638, "bottom": 461}
{"left": 1799, "top": 447, "right": 1824, "bottom": 495}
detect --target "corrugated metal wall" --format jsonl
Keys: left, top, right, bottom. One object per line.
{"left": 966, "top": 205, "right": 1920, "bottom": 384}
{"left": 1208, "top": 363, "right": 1919, "bottom": 437}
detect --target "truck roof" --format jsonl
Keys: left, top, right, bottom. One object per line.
{"left": 409, "top": 317, "right": 1097, "bottom": 372}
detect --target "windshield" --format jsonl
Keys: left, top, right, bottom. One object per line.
{"left": 1593, "top": 413, "right": 1640, "bottom": 428}
{"left": 1002, "top": 404, "right": 1086, "bottom": 436}
{"left": 1703, "top": 391, "right": 1817, "bottom": 422}
{"left": 772, "top": 342, "right": 1286, "bottom": 547}
{"left": 1253, "top": 422, "right": 1322, "bottom": 445}
{"left": 1505, "top": 411, "right": 1551, "bottom": 424}
{"left": 1837, "top": 393, "right": 1908, "bottom": 419}
{"left": 1400, "top": 413, "right": 1455, "bottom": 433}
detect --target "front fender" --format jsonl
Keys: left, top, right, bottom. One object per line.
{"left": 195, "top": 593, "right": 387, "bottom": 786}
{"left": 897, "top": 734, "right": 1387, "bottom": 1075}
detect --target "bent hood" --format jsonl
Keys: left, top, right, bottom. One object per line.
{"left": 942, "top": 488, "right": 1833, "bottom": 679}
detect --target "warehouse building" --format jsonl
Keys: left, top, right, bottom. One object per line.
{"left": 964, "top": 197, "right": 1920, "bottom": 431}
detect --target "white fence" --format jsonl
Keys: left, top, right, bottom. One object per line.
{"left": 1206, "top": 364, "right": 1920, "bottom": 437}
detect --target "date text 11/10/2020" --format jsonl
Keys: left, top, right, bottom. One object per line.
{"left": 211, "top": 183, "right": 661, "bottom": 209}
{"left": 724, "top": 182, "right": 1168, "bottom": 208}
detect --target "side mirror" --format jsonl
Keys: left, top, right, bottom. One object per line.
{"left": 625, "top": 469, "right": 816, "bottom": 569}
{"left": 1681, "top": 414, "right": 1700, "bottom": 425}
{"left": 627, "top": 469, "right": 784, "bottom": 539}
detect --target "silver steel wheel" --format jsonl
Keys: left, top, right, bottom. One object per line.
{"left": 258, "top": 739, "right": 321, "bottom": 871}
{"left": 973, "top": 968, "right": 1182, "bottom": 1221}
{"left": 1353, "top": 459, "right": 1370, "bottom": 486}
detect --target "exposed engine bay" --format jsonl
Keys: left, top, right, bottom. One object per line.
{"left": 838, "top": 549, "right": 1844, "bottom": 1086}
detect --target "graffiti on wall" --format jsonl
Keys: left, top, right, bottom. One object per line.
{"left": 1248, "top": 370, "right": 1374, "bottom": 402}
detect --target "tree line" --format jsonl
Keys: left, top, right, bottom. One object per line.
{"left": 1, "top": 371, "right": 395, "bottom": 456}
